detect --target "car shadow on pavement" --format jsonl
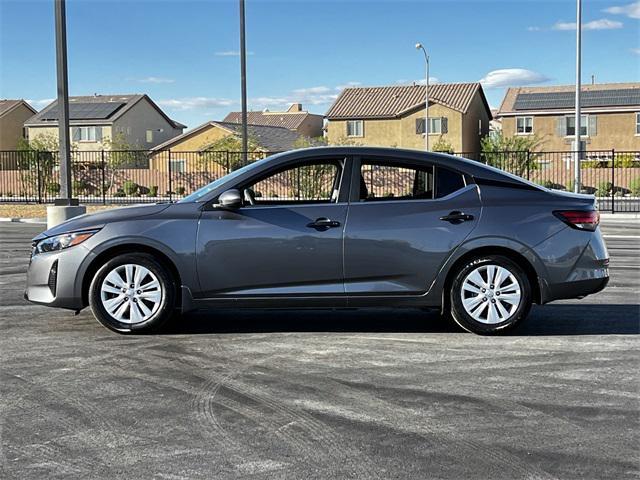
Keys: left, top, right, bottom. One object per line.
{"left": 165, "top": 304, "right": 640, "bottom": 336}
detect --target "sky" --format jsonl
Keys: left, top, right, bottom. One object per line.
{"left": 1, "top": 0, "right": 639, "bottom": 129}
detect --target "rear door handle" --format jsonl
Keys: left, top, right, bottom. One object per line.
{"left": 440, "top": 211, "right": 474, "bottom": 223}
{"left": 307, "top": 217, "right": 341, "bottom": 229}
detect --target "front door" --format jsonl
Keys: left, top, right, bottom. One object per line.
{"left": 344, "top": 157, "right": 481, "bottom": 295}
{"left": 196, "top": 157, "right": 349, "bottom": 300}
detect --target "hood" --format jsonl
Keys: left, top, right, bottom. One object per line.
{"left": 34, "top": 203, "right": 172, "bottom": 241}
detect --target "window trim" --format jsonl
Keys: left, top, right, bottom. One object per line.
{"left": 346, "top": 120, "right": 364, "bottom": 138}
{"left": 635, "top": 112, "right": 640, "bottom": 136}
{"left": 515, "top": 116, "right": 533, "bottom": 135}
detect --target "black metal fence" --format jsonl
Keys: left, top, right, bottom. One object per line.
{"left": 1, "top": 149, "right": 638, "bottom": 212}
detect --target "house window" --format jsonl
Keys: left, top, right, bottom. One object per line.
{"left": 72, "top": 126, "right": 102, "bottom": 142}
{"left": 565, "top": 115, "right": 588, "bottom": 136}
{"left": 416, "top": 117, "right": 448, "bottom": 135}
{"left": 346, "top": 120, "right": 363, "bottom": 137}
{"left": 636, "top": 113, "right": 640, "bottom": 135}
{"left": 169, "top": 159, "right": 185, "bottom": 173}
{"left": 516, "top": 116, "right": 533, "bottom": 134}
{"left": 146, "top": 130, "right": 154, "bottom": 143}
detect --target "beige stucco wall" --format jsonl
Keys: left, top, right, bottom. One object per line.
{"left": 149, "top": 125, "right": 232, "bottom": 171}
{"left": 501, "top": 111, "right": 640, "bottom": 151}
{"left": 27, "top": 125, "right": 113, "bottom": 152}
{"left": 295, "top": 115, "right": 324, "bottom": 138}
{"left": 112, "top": 98, "right": 183, "bottom": 149}
{"left": 0, "top": 104, "right": 34, "bottom": 150}
{"left": 326, "top": 102, "right": 484, "bottom": 153}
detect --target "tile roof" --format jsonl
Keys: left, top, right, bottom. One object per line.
{"left": 325, "top": 83, "right": 486, "bottom": 119}
{"left": 0, "top": 99, "right": 37, "bottom": 118}
{"left": 25, "top": 94, "right": 184, "bottom": 129}
{"left": 151, "top": 121, "right": 304, "bottom": 152}
{"left": 498, "top": 82, "right": 640, "bottom": 115}
{"left": 223, "top": 110, "right": 315, "bottom": 130}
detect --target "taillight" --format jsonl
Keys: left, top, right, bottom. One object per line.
{"left": 553, "top": 210, "right": 600, "bottom": 231}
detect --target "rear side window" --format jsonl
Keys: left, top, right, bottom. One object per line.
{"left": 435, "top": 168, "right": 466, "bottom": 198}
{"left": 360, "top": 161, "right": 434, "bottom": 201}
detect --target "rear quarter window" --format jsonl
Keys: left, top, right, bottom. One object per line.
{"left": 435, "top": 168, "right": 466, "bottom": 198}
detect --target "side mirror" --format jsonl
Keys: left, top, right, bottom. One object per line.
{"left": 215, "top": 189, "right": 243, "bottom": 209}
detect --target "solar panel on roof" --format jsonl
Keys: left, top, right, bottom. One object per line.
{"left": 513, "top": 88, "right": 640, "bottom": 110}
{"left": 41, "top": 102, "right": 125, "bottom": 120}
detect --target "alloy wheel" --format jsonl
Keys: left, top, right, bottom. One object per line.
{"left": 460, "top": 264, "right": 522, "bottom": 324}
{"left": 100, "top": 263, "right": 163, "bottom": 324}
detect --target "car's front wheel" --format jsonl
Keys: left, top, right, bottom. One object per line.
{"left": 88, "top": 253, "right": 175, "bottom": 333}
{"left": 449, "top": 255, "right": 532, "bottom": 335}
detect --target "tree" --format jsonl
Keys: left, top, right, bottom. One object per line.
{"left": 480, "top": 132, "right": 545, "bottom": 178}
{"left": 199, "top": 134, "right": 262, "bottom": 172}
{"left": 16, "top": 133, "right": 61, "bottom": 197}
{"left": 292, "top": 136, "right": 328, "bottom": 149}
{"left": 431, "top": 137, "right": 454, "bottom": 154}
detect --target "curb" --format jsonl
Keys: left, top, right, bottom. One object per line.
{"left": 0, "top": 217, "right": 47, "bottom": 224}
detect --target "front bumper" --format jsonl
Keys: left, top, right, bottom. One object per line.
{"left": 24, "top": 245, "right": 94, "bottom": 310}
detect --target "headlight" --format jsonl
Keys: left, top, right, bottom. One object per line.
{"left": 33, "top": 230, "right": 99, "bottom": 256}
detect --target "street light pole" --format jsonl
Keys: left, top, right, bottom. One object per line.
{"left": 574, "top": 0, "right": 582, "bottom": 193}
{"left": 415, "top": 43, "right": 429, "bottom": 151}
{"left": 239, "top": 0, "right": 248, "bottom": 164}
{"left": 54, "top": 0, "right": 72, "bottom": 204}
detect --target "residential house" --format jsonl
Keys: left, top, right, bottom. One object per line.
{"left": 325, "top": 83, "right": 492, "bottom": 153}
{"left": 223, "top": 103, "right": 323, "bottom": 138}
{"left": 148, "top": 121, "right": 305, "bottom": 171}
{"left": 0, "top": 99, "right": 37, "bottom": 149}
{"left": 24, "top": 94, "right": 186, "bottom": 151}
{"left": 497, "top": 82, "right": 640, "bottom": 152}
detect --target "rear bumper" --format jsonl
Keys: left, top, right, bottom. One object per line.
{"left": 545, "top": 273, "right": 609, "bottom": 302}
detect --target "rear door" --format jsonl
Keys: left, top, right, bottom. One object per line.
{"left": 343, "top": 156, "right": 481, "bottom": 295}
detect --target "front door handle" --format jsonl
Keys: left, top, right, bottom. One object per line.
{"left": 307, "top": 217, "right": 341, "bottom": 229}
{"left": 440, "top": 211, "right": 474, "bottom": 223}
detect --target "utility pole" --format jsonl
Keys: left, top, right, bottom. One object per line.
{"left": 573, "top": 0, "right": 582, "bottom": 193}
{"left": 239, "top": 0, "right": 248, "bottom": 163}
{"left": 415, "top": 43, "right": 430, "bottom": 151}
{"left": 49, "top": 0, "right": 85, "bottom": 227}
{"left": 55, "top": 0, "right": 72, "bottom": 204}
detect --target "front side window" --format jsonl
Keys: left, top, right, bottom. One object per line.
{"left": 566, "top": 115, "right": 588, "bottom": 136}
{"left": 169, "top": 159, "right": 185, "bottom": 173}
{"left": 146, "top": 130, "right": 154, "bottom": 143}
{"left": 346, "top": 120, "right": 363, "bottom": 137}
{"left": 244, "top": 160, "right": 342, "bottom": 205}
{"left": 516, "top": 116, "right": 533, "bottom": 134}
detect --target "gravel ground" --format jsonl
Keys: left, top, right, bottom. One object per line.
{"left": 1, "top": 219, "right": 638, "bottom": 479}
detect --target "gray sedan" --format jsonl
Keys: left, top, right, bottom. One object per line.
{"left": 25, "top": 147, "right": 609, "bottom": 335}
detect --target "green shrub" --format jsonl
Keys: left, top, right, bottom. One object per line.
{"left": 72, "top": 180, "right": 88, "bottom": 195}
{"left": 149, "top": 185, "right": 159, "bottom": 197}
{"left": 122, "top": 181, "right": 138, "bottom": 195}
{"left": 113, "top": 189, "right": 126, "bottom": 197}
{"left": 46, "top": 182, "right": 61, "bottom": 195}
{"left": 175, "top": 186, "right": 186, "bottom": 196}
{"left": 540, "top": 180, "right": 555, "bottom": 189}
{"left": 596, "top": 181, "right": 613, "bottom": 197}
{"left": 138, "top": 185, "right": 150, "bottom": 195}
{"left": 629, "top": 177, "right": 640, "bottom": 197}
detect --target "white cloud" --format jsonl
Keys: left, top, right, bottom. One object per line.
{"left": 479, "top": 69, "right": 550, "bottom": 88}
{"left": 292, "top": 86, "right": 332, "bottom": 95}
{"left": 137, "top": 76, "right": 175, "bottom": 84}
{"left": 157, "top": 97, "right": 235, "bottom": 111}
{"left": 527, "top": 26, "right": 541, "bottom": 31}
{"left": 553, "top": 18, "right": 623, "bottom": 30}
{"left": 26, "top": 98, "right": 54, "bottom": 109}
{"left": 631, "top": 47, "right": 640, "bottom": 54}
{"left": 214, "top": 50, "right": 255, "bottom": 56}
{"left": 395, "top": 78, "right": 440, "bottom": 85}
{"left": 604, "top": 1, "right": 640, "bottom": 19}
{"left": 336, "top": 81, "right": 362, "bottom": 90}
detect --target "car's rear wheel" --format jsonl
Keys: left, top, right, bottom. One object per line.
{"left": 449, "top": 255, "right": 532, "bottom": 335}
{"left": 88, "top": 253, "right": 175, "bottom": 333}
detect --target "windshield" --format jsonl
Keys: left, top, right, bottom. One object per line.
{"left": 178, "top": 158, "right": 270, "bottom": 203}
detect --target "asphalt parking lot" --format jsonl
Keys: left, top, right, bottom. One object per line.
{"left": 1, "top": 219, "right": 638, "bottom": 480}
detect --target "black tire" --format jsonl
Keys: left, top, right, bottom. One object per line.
{"left": 449, "top": 255, "right": 532, "bottom": 335}
{"left": 88, "top": 253, "right": 176, "bottom": 334}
